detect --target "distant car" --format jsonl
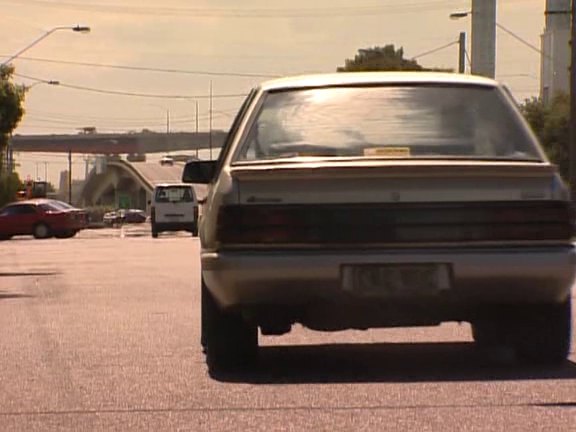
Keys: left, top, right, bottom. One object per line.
{"left": 103, "top": 209, "right": 147, "bottom": 226}
{"left": 183, "top": 72, "right": 576, "bottom": 372}
{"left": 0, "top": 199, "right": 87, "bottom": 240}
{"left": 103, "top": 210, "right": 120, "bottom": 226}
{"left": 119, "top": 209, "right": 147, "bottom": 224}
{"left": 160, "top": 155, "right": 174, "bottom": 166}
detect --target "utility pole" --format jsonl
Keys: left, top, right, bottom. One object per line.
{"left": 195, "top": 100, "right": 199, "bottom": 158}
{"left": 471, "top": 0, "right": 496, "bottom": 78}
{"left": 209, "top": 81, "right": 213, "bottom": 160}
{"left": 570, "top": 0, "right": 576, "bottom": 202}
{"left": 68, "top": 150, "right": 72, "bottom": 204}
{"left": 458, "top": 32, "right": 467, "bottom": 73}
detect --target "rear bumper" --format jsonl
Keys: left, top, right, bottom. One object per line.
{"left": 153, "top": 221, "right": 196, "bottom": 232}
{"left": 202, "top": 246, "right": 576, "bottom": 310}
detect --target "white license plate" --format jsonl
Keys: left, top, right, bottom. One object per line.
{"left": 342, "top": 263, "right": 451, "bottom": 297}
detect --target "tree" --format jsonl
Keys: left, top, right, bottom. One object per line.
{"left": 0, "top": 64, "right": 26, "bottom": 205}
{"left": 337, "top": 45, "right": 452, "bottom": 72}
{"left": 519, "top": 94, "right": 569, "bottom": 180}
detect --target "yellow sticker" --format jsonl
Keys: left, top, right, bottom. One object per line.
{"left": 364, "top": 147, "right": 411, "bottom": 157}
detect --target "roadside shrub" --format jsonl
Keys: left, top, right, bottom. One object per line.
{"left": 0, "top": 172, "right": 22, "bottom": 207}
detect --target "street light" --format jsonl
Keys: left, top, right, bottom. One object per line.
{"left": 449, "top": 0, "right": 497, "bottom": 79}
{"left": 2, "top": 25, "right": 91, "bottom": 66}
{"left": 450, "top": 11, "right": 471, "bottom": 19}
{"left": 24, "top": 80, "right": 60, "bottom": 90}
{"left": 5, "top": 79, "right": 60, "bottom": 173}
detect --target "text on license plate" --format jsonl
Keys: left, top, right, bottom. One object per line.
{"left": 341, "top": 263, "right": 452, "bottom": 297}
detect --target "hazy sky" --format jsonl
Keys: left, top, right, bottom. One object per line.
{"left": 1, "top": 0, "right": 545, "bottom": 137}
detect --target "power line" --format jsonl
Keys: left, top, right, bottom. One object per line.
{"left": 496, "top": 23, "right": 549, "bottom": 59}
{"left": 411, "top": 40, "right": 459, "bottom": 60}
{"left": 0, "top": 55, "right": 281, "bottom": 79}
{"left": 14, "top": 72, "right": 249, "bottom": 99}
{"left": 0, "top": 0, "right": 463, "bottom": 18}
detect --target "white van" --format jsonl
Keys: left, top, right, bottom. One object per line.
{"left": 150, "top": 183, "right": 198, "bottom": 238}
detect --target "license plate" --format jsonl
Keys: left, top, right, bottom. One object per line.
{"left": 341, "top": 263, "right": 451, "bottom": 297}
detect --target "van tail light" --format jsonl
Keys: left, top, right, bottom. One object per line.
{"left": 216, "top": 202, "right": 574, "bottom": 246}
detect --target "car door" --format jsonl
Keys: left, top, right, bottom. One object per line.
{"left": 0, "top": 204, "right": 39, "bottom": 236}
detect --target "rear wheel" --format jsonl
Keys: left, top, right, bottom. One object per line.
{"left": 55, "top": 230, "right": 77, "bottom": 239}
{"left": 472, "top": 301, "right": 571, "bottom": 364}
{"left": 510, "top": 301, "right": 571, "bottom": 364}
{"left": 33, "top": 223, "right": 51, "bottom": 239}
{"left": 190, "top": 224, "right": 198, "bottom": 237}
{"left": 151, "top": 223, "right": 158, "bottom": 238}
{"left": 202, "top": 278, "right": 258, "bottom": 372}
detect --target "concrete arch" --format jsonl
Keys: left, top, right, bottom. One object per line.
{"left": 81, "top": 159, "right": 183, "bottom": 210}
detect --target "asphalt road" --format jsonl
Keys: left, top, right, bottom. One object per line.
{"left": 1, "top": 230, "right": 576, "bottom": 431}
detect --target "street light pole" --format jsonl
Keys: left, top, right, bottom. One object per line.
{"left": 2, "top": 25, "right": 90, "bottom": 66}
{"left": 458, "top": 32, "right": 467, "bottom": 73}
{"left": 570, "top": 0, "right": 576, "bottom": 202}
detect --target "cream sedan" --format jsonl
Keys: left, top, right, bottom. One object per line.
{"left": 183, "top": 72, "right": 575, "bottom": 372}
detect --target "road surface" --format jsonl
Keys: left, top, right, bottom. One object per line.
{"left": 1, "top": 231, "right": 576, "bottom": 431}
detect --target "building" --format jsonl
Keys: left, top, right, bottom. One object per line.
{"left": 541, "top": 0, "right": 571, "bottom": 104}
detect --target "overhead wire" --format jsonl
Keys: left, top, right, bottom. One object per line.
{"left": 0, "top": 0, "right": 465, "bottom": 18}
{"left": 14, "top": 72, "right": 249, "bottom": 99}
{"left": 0, "top": 55, "right": 281, "bottom": 79}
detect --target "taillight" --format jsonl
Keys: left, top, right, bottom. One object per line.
{"left": 215, "top": 202, "right": 574, "bottom": 246}
{"left": 217, "top": 206, "right": 302, "bottom": 244}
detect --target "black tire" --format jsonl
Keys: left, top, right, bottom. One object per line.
{"left": 202, "top": 278, "right": 258, "bottom": 372}
{"left": 33, "top": 222, "right": 51, "bottom": 239}
{"left": 510, "top": 301, "right": 572, "bottom": 364}
{"left": 191, "top": 224, "right": 199, "bottom": 237}
{"left": 151, "top": 224, "right": 158, "bottom": 238}
{"left": 55, "top": 230, "right": 77, "bottom": 239}
{"left": 472, "top": 301, "right": 572, "bottom": 364}
{"left": 471, "top": 320, "right": 506, "bottom": 347}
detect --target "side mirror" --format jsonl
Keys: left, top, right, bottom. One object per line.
{"left": 182, "top": 160, "right": 217, "bottom": 184}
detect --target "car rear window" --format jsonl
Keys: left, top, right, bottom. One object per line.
{"left": 155, "top": 186, "right": 195, "bottom": 203}
{"left": 235, "top": 84, "right": 542, "bottom": 162}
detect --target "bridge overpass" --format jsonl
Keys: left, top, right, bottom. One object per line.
{"left": 10, "top": 131, "right": 222, "bottom": 209}
{"left": 80, "top": 157, "right": 208, "bottom": 212}
{"left": 11, "top": 131, "right": 227, "bottom": 154}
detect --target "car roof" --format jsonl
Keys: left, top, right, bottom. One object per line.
{"left": 258, "top": 72, "right": 499, "bottom": 92}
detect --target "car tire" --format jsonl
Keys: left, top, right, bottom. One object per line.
{"left": 55, "top": 230, "right": 77, "bottom": 239}
{"left": 202, "top": 278, "right": 258, "bottom": 372}
{"left": 191, "top": 224, "right": 198, "bottom": 237}
{"left": 510, "top": 301, "right": 571, "bottom": 364}
{"left": 151, "top": 223, "right": 158, "bottom": 238}
{"left": 33, "top": 223, "right": 51, "bottom": 239}
{"left": 472, "top": 301, "right": 571, "bottom": 364}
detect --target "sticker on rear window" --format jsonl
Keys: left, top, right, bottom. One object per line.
{"left": 364, "top": 147, "right": 411, "bottom": 157}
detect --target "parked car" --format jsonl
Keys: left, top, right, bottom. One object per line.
{"left": 0, "top": 198, "right": 87, "bottom": 240}
{"left": 103, "top": 209, "right": 147, "bottom": 226}
{"left": 120, "top": 209, "right": 147, "bottom": 224}
{"left": 182, "top": 72, "right": 575, "bottom": 372}
{"left": 103, "top": 210, "right": 120, "bottom": 227}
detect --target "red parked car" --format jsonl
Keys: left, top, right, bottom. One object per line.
{"left": 0, "top": 199, "right": 87, "bottom": 240}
